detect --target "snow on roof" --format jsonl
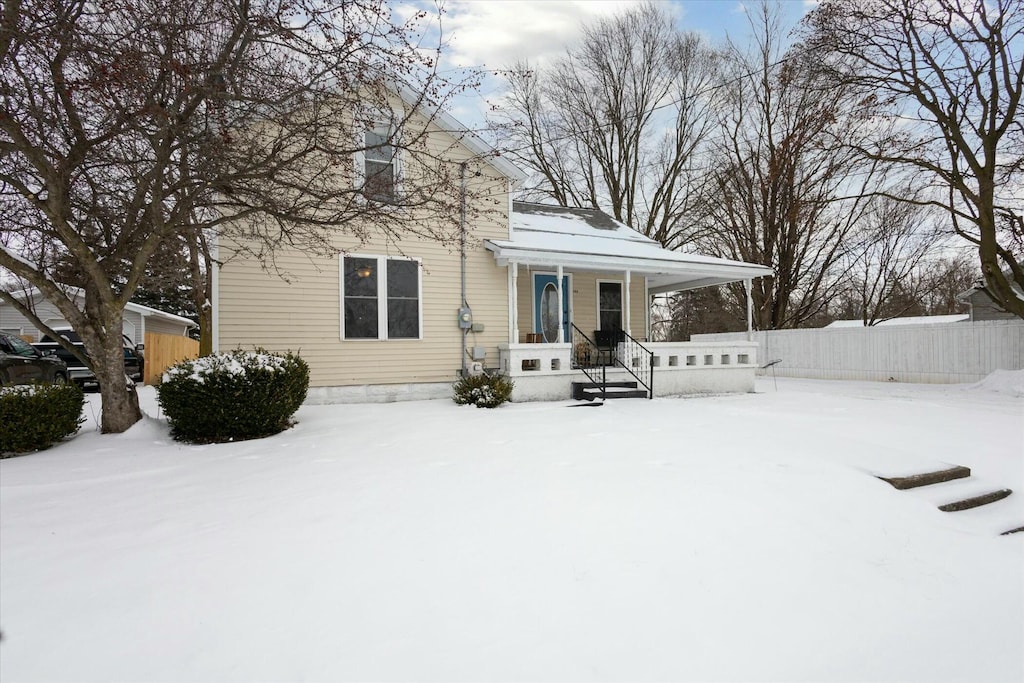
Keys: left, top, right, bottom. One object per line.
{"left": 825, "top": 314, "right": 969, "bottom": 328}
{"left": 488, "top": 202, "right": 773, "bottom": 290}
{"left": 512, "top": 202, "right": 653, "bottom": 242}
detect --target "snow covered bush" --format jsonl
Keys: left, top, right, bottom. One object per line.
{"left": 452, "top": 373, "right": 514, "bottom": 408}
{"left": 157, "top": 349, "right": 309, "bottom": 443}
{"left": 0, "top": 383, "right": 85, "bottom": 456}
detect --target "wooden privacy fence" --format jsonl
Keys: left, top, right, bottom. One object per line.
{"left": 143, "top": 332, "right": 199, "bottom": 385}
{"left": 693, "top": 319, "right": 1024, "bottom": 384}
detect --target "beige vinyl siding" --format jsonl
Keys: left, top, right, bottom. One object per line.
{"left": 514, "top": 269, "right": 648, "bottom": 341}
{"left": 216, "top": 112, "right": 511, "bottom": 388}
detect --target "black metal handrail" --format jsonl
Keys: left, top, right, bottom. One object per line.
{"left": 618, "top": 327, "right": 651, "bottom": 397}
{"left": 571, "top": 323, "right": 654, "bottom": 399}
{"left": 570, "top": 324, "right": 605, "bottom": 395}
{"left": 617, "top": 329, "right": 654, "bottom": 399}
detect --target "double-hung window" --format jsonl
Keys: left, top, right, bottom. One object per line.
{"left": 363, "top": 125, "right": 397, "bottom": 203}
{"left": 342, "top": 255, "right": 421, "bottom": 340}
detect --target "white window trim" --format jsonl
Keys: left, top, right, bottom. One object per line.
{"left": 339, "top": 253, "right": 423, "bottom": 341}
{"left": 596, "top": 279, "right": 624, "bottom": 331}
{"left": 353, "top": 120, "right": 403, "bottom": 202}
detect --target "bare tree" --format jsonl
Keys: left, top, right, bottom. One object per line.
{"left": 802, "top": 0, "right": 1024, "bottom": 319}
{"left": 492, "top": 2, "right": 719, "bottom": 247}
{"left": 692, "top": 2, "right": 883, "bottom": 330}
{"left": 655, "top": 286, "right": 746, "bottom": 341}
{"left": 919, "top": 253, "right": 977, "bottom": 315}
{"left": 130, "top": 222, "right": 212, "bottom": 353}
{"left": 1, "top": 0, "right": 484, "bottom": 432}
{"left": 839, "top": 197, "right": 940, "bottom": 325}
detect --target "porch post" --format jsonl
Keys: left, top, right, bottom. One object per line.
{"left": 556, "top": 264, "right": 564, "bottom": 343}
{"left": 624, "top": 270, "right": 632, "bottom": 337}
{"left": 745, "top": 278, "right": 753, "bottom": 342}
{"left": 509, "top": 261, "right": 519, "bottom": 344}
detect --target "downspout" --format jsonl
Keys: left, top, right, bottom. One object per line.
{"left": 460, "top": 162, "right": 468, "bottom": 376}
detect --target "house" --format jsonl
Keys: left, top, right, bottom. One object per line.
{"left": 0, "top": 288, "right": 196, "bottom": 345}
{"left": 957, "top": 283, "right": 1021, "bottom": 322}
{"left": 1, "top": 288, "right": 199, "bottom": 385}
{"left": 213, "top": 97, "right": 772, "bottom": 403}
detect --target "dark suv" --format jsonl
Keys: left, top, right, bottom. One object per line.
{"left": 33, "top": 329, "right": 144, "bottom": 387}
{"left": 0, "top": 331, "right": 70, "bottom": 386}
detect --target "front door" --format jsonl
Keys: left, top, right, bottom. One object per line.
{"left": 533, "top": 274, "right": 570, "bottom": 342}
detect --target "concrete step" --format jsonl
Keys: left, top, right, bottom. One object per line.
{"left": 582, "top": 388, "right": 648, "bottom": 400}
{"left": 574, "top": 381, "right": 638, "bottom": 389}
{"left": 938, "top": 489, "right": 1013, "bottom": 512}
{"left": 878, "top": 466, "right": 971, "bottom": 490}
{"left": 572, "top": 381, "right": 646, "bottom": 400}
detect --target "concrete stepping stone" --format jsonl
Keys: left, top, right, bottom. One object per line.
{"left": 938, "top": 488, "right": 1013, "bottom": 512}
{"left": 878, "top": 466, "right": 970, "bottom": 490}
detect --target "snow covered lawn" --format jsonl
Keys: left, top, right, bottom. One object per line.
{"left": 2, "top": 376, "right": 1022, "bottom": 682}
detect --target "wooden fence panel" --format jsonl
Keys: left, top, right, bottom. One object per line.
{"left": 693, "top": 319, "right": 1024, "bottom": 384}
{"left": 144, "top": 332, "right": 199, "bottom": 385}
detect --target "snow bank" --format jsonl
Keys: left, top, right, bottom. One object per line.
{"left": 1, "top": 380, "right": 1020, "bottom": 682}
{"left": 968, "top": 368, "right": 1024, "bottom": 398}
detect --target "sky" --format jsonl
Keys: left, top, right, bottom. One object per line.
{"left": 398, "top": 0, "right": 817, "bottom": 133}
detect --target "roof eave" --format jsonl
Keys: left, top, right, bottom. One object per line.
{"left": 485, "top": 241, "right": 773, "bottom": 285}
{"left": 394, "top": 85, "right": 528, "bottom": 184}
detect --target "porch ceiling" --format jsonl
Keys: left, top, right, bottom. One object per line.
{"left": 484, "top": 234, "right": 772, "bottom": 294}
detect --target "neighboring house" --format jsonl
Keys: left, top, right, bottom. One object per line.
{"left": 214, "top": 98, "right": 772, "bottom": 402}
{"left": 0, "top": 288, "right": 196, "bottom": 344}
{"left": 957, "top": 283, "right": 1021, "bottom": 322}
{"left": 825, "top": 314, "right": 969, "bottom": 328}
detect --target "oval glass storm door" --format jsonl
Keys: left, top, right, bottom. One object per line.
{"left": 540, "top": 282, "right": 560, "bottom": 342}
{"left": 533, "top": 273, "right": 570, "bottom": 342}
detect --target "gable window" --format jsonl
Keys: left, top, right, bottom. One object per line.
{"left": 363, "top": 126, "right": 397, "bottom": 202}
{"left": 342, "top": 255, "right": 421, "bottom": 340}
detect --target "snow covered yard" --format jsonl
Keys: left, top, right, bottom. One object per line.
{"left": 1, "top": 376, "right": 1021, "bottom": 682}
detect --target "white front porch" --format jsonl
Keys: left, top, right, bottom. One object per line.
{"left": 499, "top": 340, "right": 760, "bottom": 401}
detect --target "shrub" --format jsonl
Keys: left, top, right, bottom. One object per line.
{"left": 453, "top": 373, "right": 514, "bottom": 408}
{"left": 157, "top": 349, "right": 309, "bottom": 443}
{"left": 0, "top": 383, "right": 85, "bottom": 456}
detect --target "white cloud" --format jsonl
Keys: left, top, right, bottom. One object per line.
{"left": 437, "top": 0, "right": 643, "bottom": 70}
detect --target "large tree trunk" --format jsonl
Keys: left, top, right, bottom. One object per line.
{"left": 77, "top": 314, "right": 143, "bottom": 433}
{"left": 96, "top": 370, "right": 143, "bottom": 434}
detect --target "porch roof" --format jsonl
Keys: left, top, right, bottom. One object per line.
{"left": 485, "top": 202, "right": 773, "bottom": 293}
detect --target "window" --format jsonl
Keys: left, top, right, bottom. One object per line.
{"left": 342, "top": 255, "right": 421, "bottom": 340}
{"left": 363, "top": 126, "right": 397, "bottom": 202}
{"left": 6, "top": 334, "right": 37, "bottom": 357}
{"left": 598, "top": 281, "right": 623, "bottom": 331}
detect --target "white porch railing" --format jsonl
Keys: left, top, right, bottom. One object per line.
{"left": 644, "top": 341, "right": 758, "bottom": 371}
{"left": 499, "top": 343, "right": 574, "bottom": 376}
{"left": 498, "top": 340, "right": 760, "bottom": 400}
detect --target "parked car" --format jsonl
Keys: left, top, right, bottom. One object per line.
{"left": 32, "top": 328, "right": 144, "bottom": 388}
{"left": 0, "top": 331, "right": 70, "bottom": 387}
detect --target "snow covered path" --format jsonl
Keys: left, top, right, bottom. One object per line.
{"left": 1, "top": 377, "right": 1021, "bottom": 682}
